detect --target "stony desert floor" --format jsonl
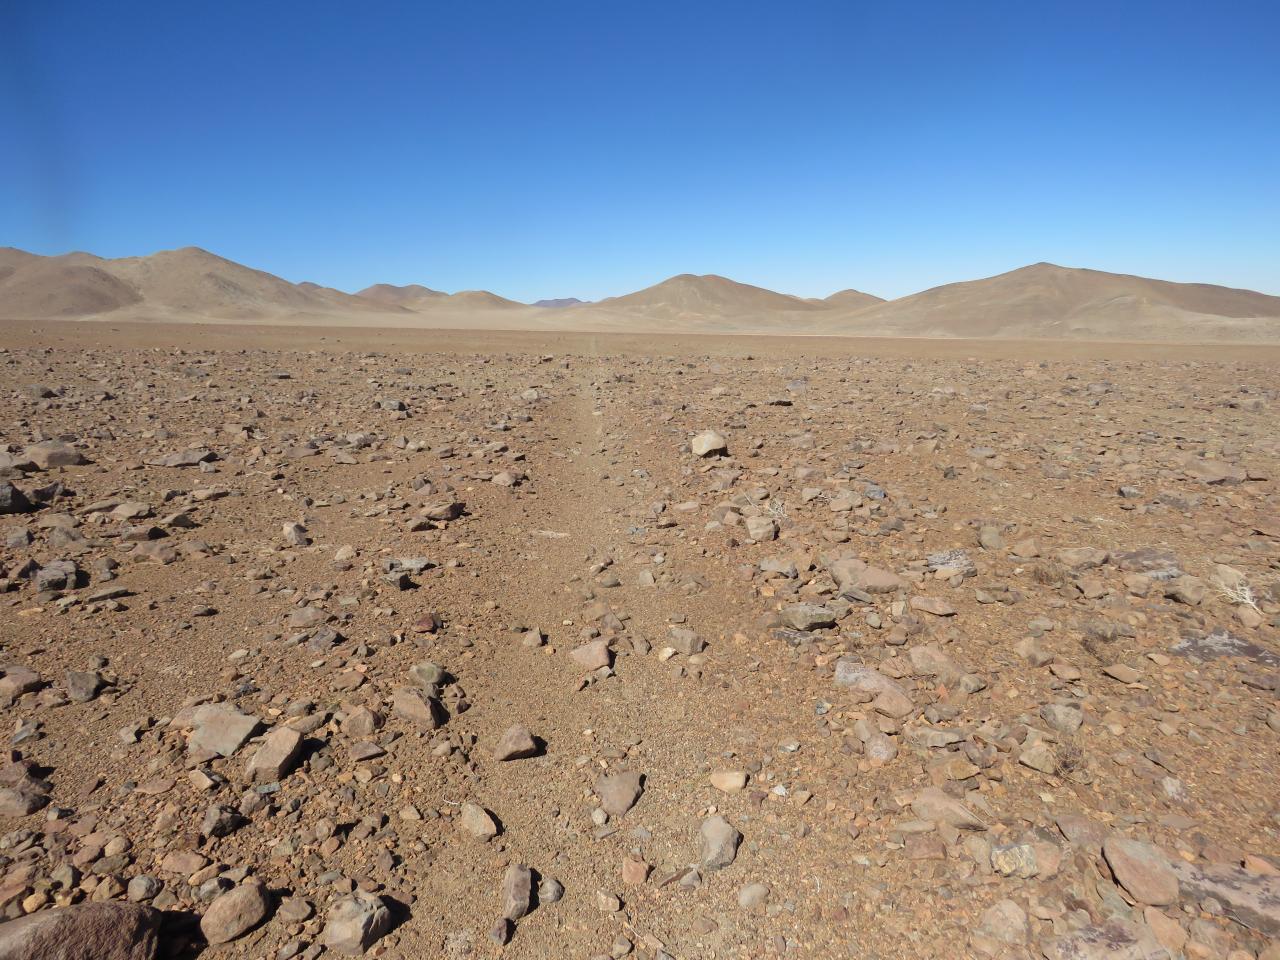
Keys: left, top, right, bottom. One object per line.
{"left": 0, "top": 322, "right": 1278, "bottom": 960}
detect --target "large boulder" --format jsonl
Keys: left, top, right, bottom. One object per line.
{"left": 23, "top": 440, "right": 89, "bottom": 470}
{"left": 0, "top": 902, "right": 160, "bottom": 960}
{"left": 200, "top": 880, "right": 270, "bottom": 944}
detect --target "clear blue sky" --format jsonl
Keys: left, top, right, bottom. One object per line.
{"left": 2, "top": 0, "right": 1277, "bottom": 300}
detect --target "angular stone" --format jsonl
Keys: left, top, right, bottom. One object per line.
{"left": 65, "top": 669, "right": 104, "bottom": 703}
{"left": 494, "top": 725, "right": 537, "bottom": 760}
{"left": 157, "top": 448, "right": 215, "bottom": 468}
{"left": 1184, "top": 459, "right": 1246, "bottom": 484}
{"left": 126, "top": 876, "right": 162, "bottom": 903}
{"left": 979, "top": 898, "right": 1028, "bottom": 944}
{"left": 1103, "top": 836, "right": 1179, "bottom": 906}
{"left": 1, "top": 785, "right": 48, "bottom": 821}
{"left": 246, "top": 726, "right": 304, "bottom": 782}
{"left": 1165, "top": 575, "right": 1206, "bottom": 606}
{"left": 710, "top": 770, "right": 747, "bottom": 793}
{"left": 828, "top": 558, "right": 904, "bottom": 594}
{"left": 1104, "top": 663, "right": 1141, "bottom": 684}
{"left": 24, "top": 440, "right": 89, "bottom": 469}
{"left": 420, "top": 499, "right": 464, "bottom": 522}
{"left": 834, "top": 661, "right": 915, "bottom": 717}
{"left": 1057, "top": 547, "right": 1110, "bottom": 569}
{"left": 780, "top": 604, "right": 836, "bottom": 631}
{"left": 571, "top": 639, "right": 612, "bottom": 671}
{"left": 0, "top": 666, "right": 41, "bottom": 707}
{"left": 691, "top": 430, "right": 728, "bottom": 457}
{"left": 1040, "top": 702, "right": 1084, "bottom": 735}
{"left": 458, "top": 802, "right": 499, "bottom": 840}
{"left": 407, "top": 661, "right": 446, "bottom": 689}
{"left": 201, "top": 804, "right": 244, "bottom": 839}
{"left": 501, "top": 863, "right": 532, "bottom": 920}
{"left": 1056, "top": 813, "right": 1108, "bottom": 854}
{"left": 911, "top": 787, "right": 986, "bottom": 830}
{"left": 666, "top": 627, "right": 705, "bottom": 655}
{"left": 392, "top": 688, "right": 445, "bottom": 730}
{"left": 0, "top": 482, "right": 33, "bottom": 515}
{"left": 488, "top": 919, "right": 513, "bottom": 945}
{"left": 908, "top": 644, "right": 967, "bottom": 686}
{"left": 700, "top": 815, "right": 741, "bottom": 870}
{"left": 745, "top": 515, "right": 777, "bottom": 541}
{"left": 910, "top": 596, "right": 956, "bottom": 617}
{"left": 910, "top": 725, "right": 965, "bottom": 749}
{"left": 991, "top": 843, "right": 1040, "bottom": 878}
{"left": 322, "top": 890, "right": 391, "bottom": 956}
{"left": 1019, "top": 742, "right": 1058, "bottom": 774}
{"left": 596, "top": 771, "right": 644, "bottom": 817}
{"left": 188, "top": 704, "right": 261, "bottom": 757}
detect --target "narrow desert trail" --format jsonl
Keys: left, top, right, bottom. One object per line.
{"left": 384, "top": 360, "right": 870, "bottom": 960}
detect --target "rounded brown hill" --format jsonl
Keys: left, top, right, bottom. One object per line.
{"left": 356, "top": 283, "right": 447, "bottom": 309}
{"left": 821, "top": 288, "right": 885, "bottom": 310}
{"left": 0, "top": 250, "right": 142, "bottom": 317}
{"left": 596, "top": 273, "right": 827, "bottom": 322}
{"left": 105, "top": 247, "right": 384, "bottom": 318}
{"left": 0, "top": 246, "right": 397, "bottom": 322}
{"left": 355, "top": 284, "right": 521, "bottom": 311}
{"left": 830, "top": 262, "right": 1280, "bottom": 340}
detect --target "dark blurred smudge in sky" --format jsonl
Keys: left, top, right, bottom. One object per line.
{"left": 2, "top": 6, "right": 76, "bottom": 249}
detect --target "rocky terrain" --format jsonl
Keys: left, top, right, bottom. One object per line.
{"left": 0, "top": 330, "right": 1278, "bottom": 959}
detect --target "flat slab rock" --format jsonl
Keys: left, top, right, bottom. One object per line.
{"left": 779, "top": 603, "right": 837, "bottom": 630}
{"left": 1041, "top": 919, "right": 1168, "bottom": 960}
{"left": 187, "top": 704, "right": 261, "bottom": 757}
{"left": 1167, "top": 859, "right": 1280, "bottom": 938}
{"left": 1171, "top": 628, "right": 1280, "bottom": 666}
{"left": 1102, "top": 836, "right": 1179, "bottom": 906}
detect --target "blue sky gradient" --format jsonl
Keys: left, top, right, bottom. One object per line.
{"left": 2, "top": 0, "right": 1277, "bottom": 300}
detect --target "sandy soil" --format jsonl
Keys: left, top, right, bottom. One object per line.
{"left": 7, "top": 319, "right": 1280, "bottom": 362}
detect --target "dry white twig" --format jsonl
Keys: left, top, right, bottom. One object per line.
{"left": 1216, "top": 575, "right": 1260, "bottom": 612}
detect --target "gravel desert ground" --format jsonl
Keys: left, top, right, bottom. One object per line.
{"left": 0, "top": 321, "right": 1277, "bottom": 959}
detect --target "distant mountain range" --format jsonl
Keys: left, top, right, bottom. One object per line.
{"left": 2, "top": 245, "right": 1278, "bottom": 341}
{"left": 532, "top": 297, "right": 587, "bottom": 308}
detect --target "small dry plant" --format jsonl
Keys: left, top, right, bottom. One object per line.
{"left": 1215, "top": 575, "right": 1261, "bottom": 613}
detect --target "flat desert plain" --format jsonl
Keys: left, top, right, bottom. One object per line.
{"left": 1, "top": 320, "right": 1278, "bottom": 960}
